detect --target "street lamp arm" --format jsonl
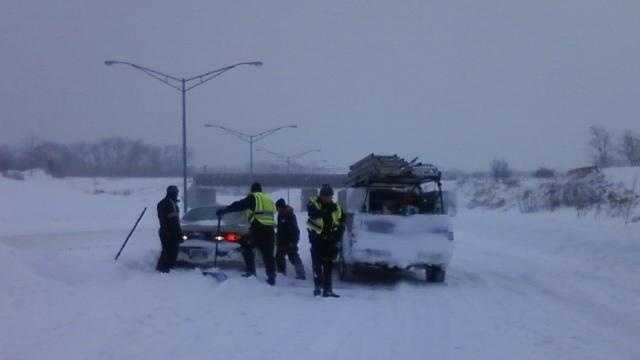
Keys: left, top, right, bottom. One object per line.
{"left": 136, "top": 67, "right": 183, "bottom": 91}
{"left": 253, "top": 125, "right": 298, "bottom": 142}
{"left": 184, "top": 71, "right": 225, "bottom": 92}
{"left": 256, "top": 147, "right": 287, "bottom": 160}
{"left": 204, "top": 124, "right": 251, "bottom": 142}
{"left": 105, "top": 60, "right": 182, "bottom": 82}
{"left": 291, "top": 149, "right": 321, "bottom": 160}
{"left": 184, "top": 61, "right": 263, "bottom": 91}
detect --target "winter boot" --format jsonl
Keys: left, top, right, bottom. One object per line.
{"left": 322, "top": 290, "right": 340, "bottom": 298}
{"left": 313, "top": 286, "right": 321, "bottom": 297}
{"left": 267, "top": 276, "right": 276, "bottom": 286}
{"left": 241, "top": 272, "right": 256, "bottom": 278}
{"left": 292, "top": 258, "right": 307, "bottom": 280}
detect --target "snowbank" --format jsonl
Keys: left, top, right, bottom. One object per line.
{"left": 0, "top": 171, "right": 180, "bottom": 236}
{"left": 455, "top": 167, "right": 640, "bottom": 222}
{"left": 1, "top": 174, "right": 639, "bottom": 360}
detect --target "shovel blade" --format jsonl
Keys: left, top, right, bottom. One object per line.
{"left": 202, "top": 271, "right": 228, "bottom": 282}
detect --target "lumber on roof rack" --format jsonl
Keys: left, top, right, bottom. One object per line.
{"left": 347, "top": 154, "right": 441, "bottom": 187}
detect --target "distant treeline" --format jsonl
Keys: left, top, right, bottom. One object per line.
{"left": 0, "top": 137, "right": 190, "bottom": 177}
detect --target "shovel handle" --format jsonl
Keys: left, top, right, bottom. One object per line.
{"left": 213, "top": 216, "right": 222, "bottom": 268}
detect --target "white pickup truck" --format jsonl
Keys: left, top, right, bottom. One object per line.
{"left": 337, "top": 155, "right": 454, "bottom": 282}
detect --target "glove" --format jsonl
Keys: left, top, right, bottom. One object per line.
{"left": 216, "top": 208, "right": 225, "bottom": 218}
{"left": 326, "top": 202, "right": 337, "bottom": 213}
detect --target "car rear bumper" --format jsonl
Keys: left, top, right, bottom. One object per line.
{"left": 178, "top": 240, "right": 244, "bottom": 265}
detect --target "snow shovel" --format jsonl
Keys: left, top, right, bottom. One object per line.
{"left": 201, "top": 216, "right": 228, "bottom": 282}
{"left": 114, "top": 207, "right": 147, "bottom": 262}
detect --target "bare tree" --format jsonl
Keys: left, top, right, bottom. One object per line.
{"left": 490, "top": 158, "right": 513, "bottom": 179}
{"left": 588, "top": 126, "right": 614, "bottom": 167}
{"left": 618, "top": 129, "right": 640, "bottom": 167}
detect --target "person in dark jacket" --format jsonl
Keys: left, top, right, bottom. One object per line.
{"left": 275, "top": 198, "right": 306, "bottom": 280}
{"left": 307, "top": 184, "right": 345, "bottom": 297}
{"left": 217, "top": 182, "right": 277, "bottom": 285}
{"left": 156, "top": 185, "right": 183, "bottom": 273}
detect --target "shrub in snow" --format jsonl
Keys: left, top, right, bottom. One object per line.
{"left": 518, "top": 190, "right": 538, "bottom": 213}
{"left": 503, "top": 177, "right": 520, "bottom": 188}
{"left": 561, "top": 171, "right": 608, "bottom": 216}
{"left": 606, "top": 189, "right": 640, "bottom": 224}
{"left": 533, "top": 167, "right": 556, "bottom": 179}
{"left": 464, "top": 179, "right": 511, "bottom": 210}
{"left": 2, "top": 170, "right": 25, "bottom": 181}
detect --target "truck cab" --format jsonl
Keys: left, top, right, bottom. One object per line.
{"left": 338, "top": 154, "right": 454, "bottom": 282}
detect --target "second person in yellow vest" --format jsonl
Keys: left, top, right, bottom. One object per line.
{"left": 307, "top": 184, "right": 345, "bottom": 297}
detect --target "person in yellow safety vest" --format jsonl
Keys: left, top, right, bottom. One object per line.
{"left": 217, "top": 182, "right": 277, "bottom": 285}
{"left": 307, "top": 184, "right": 345, "bottom": 297}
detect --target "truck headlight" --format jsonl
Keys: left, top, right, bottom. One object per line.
{"left": 182, "top": 235, "right": 188, "bottom": 241}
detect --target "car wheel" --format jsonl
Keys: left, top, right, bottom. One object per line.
{"left": 425, "top": 265, "right": 446, "bottom": 283}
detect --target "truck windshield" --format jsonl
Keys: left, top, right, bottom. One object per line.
{"left": 368, "top": 189, "right": 441, "bottom": 215}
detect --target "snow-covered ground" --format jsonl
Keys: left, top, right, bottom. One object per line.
{"left": 1, "top": 172, "right": 639, "bottom": 360}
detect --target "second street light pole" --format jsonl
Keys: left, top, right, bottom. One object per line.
{"left": 105, "top": 60, "right": 262, "bottom": 212}
{"left": 257, "top": 147, "right": 321, "bottom": 203}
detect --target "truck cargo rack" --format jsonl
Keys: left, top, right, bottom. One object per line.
{"left": 346, "top": 154, "right": 442, "bottom": 187}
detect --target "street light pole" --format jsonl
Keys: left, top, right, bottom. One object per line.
{"left": 257, "top": 147, "right": 321, "bottom": 203}
{"left": 249, "top": 136, "right": 254, "bottom": 177}
{"left": 181, "top": 79, "right": 187, "bottom": 213}
{"left": 105, "top": 60, "right": 262, "bottom": 212}
{"left": 203, "top": 124, "right": 298, "bottom": 179}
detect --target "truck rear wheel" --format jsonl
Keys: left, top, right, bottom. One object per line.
{"left": 425, "top": 265, "right": 446, "bottom": 283}
{"left": 338, "top": 256, "right": 354, "bottom": 281}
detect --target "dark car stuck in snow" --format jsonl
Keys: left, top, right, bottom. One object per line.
{"left": 177, "top": 206, "right": 250, "bottom": 267}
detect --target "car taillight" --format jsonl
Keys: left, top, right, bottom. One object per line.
{"left": 224, "top": 232, "right": 240, "bottom": 242}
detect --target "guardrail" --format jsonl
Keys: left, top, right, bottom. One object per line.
{"left": 193, "top": 173, "right": 348, "bottom": 188}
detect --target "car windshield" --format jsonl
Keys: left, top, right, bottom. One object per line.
{"left": 183, "top": 206, "right": 246, "bottom": 224}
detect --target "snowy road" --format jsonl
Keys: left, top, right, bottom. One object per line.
{"left": 2, "top": 209, "right": 638, "bottom": 360}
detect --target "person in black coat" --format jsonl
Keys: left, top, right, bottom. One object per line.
{"left": 275, "top": 198, "right": 306, "bottom": 280}
{"left": 156, "top": 185, "right": 183, "bottom": 273}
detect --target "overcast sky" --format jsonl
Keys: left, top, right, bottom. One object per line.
{"left": 1, "top": 0, "right": 639, "bottom": 171}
